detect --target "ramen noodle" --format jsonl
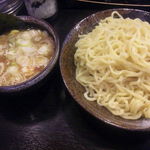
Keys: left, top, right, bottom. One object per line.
{"left": 74, "top": 11, "right": 150, "bottom": 120}
{"left": 0, "top": 29, "right": 54, "bottom": 86}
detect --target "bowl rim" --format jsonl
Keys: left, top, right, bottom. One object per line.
{"left": 60, "top": 8, "right": 150, "bottom": 131}
{"left": 0, "top": 15, "right": 59, "bottom": 93}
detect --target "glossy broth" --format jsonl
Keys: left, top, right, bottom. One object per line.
{"left": 0, "top": 29, "right": 54, "bottom": 86}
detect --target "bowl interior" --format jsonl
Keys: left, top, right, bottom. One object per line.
{"left": 0, "top": 15, "right": 59, "bottom": 93}
{"left": 60, "top": 8, "right": 150, "bottom": 131}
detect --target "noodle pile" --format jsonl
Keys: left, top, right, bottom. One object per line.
{"left": 74, "top": 11, "right": 150, "bottom": 120}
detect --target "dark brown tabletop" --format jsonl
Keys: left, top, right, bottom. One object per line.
{"left": 0, "top": 6, "right": 150, "bottom": 150}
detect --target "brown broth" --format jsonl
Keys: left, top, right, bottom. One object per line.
{"left": 0, "top": 29, "right": 54, "bottom": 86}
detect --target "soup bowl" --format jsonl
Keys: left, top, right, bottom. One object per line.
{"left": 0, "top": 14, "right": 59, "bottom": 94}
{"left": 60, "top": 8, "right": 150, "bottom": 131}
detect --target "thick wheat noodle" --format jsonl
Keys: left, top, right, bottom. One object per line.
{"left": 74, "top": 11, "right": 150, "bottom": 119}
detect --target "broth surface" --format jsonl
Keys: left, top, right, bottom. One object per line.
{"left": 0, "top": 29, "right": 54, "bottom": 86}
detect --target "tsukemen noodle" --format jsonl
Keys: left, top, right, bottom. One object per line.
{"left": 75, "top": 11, "right": 150, "bottom": 120}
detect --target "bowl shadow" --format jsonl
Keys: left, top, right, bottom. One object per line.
{"left": 63, "top": 89, "right": 150, "bottom": 150}
{"left": 0, "top": 67, "right": 62, "bottom": 125}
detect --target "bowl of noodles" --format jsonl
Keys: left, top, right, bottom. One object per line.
{"left": 0, "top": 14, "right": 59, "bottom": 93}
{"left": 60, "top": 8, "right": 150, "bottom": 131}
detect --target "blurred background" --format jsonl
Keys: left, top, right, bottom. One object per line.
{"left": 1, "top": 0, "right": 150, "bottom": 17}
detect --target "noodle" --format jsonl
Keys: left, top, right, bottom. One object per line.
{"left": 74, "top": 11, "right": 150, "bottom": 120}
